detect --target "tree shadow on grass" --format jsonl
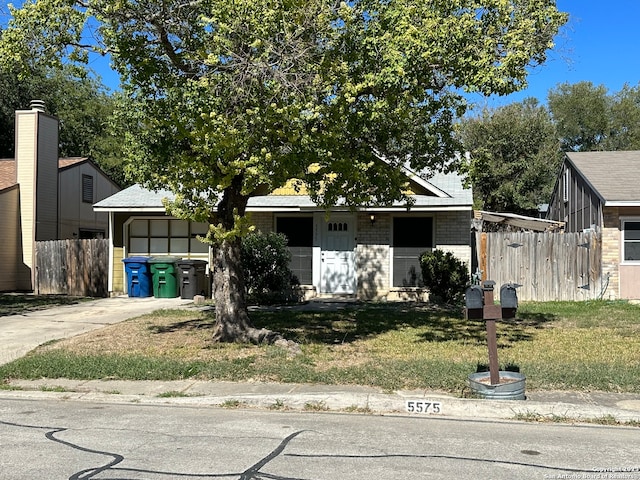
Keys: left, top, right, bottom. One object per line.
{"left": 144, "top": 304, "right": 558, "bottom": 348}
{"left": 250, "top": 303, "right": 558, "bottom": 346}
{"left": 0, "top": 294, "right": 87, "bottom": 316}
{"left": 417, "top": 310, "right": 558, "bottom": 347}
{"left": 147, "top": 317, "right": 215, "bottom": 334}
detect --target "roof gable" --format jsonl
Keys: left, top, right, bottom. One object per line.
{"left": 58, "top": 156, "right": 89, "bottom": 170}
{"left": 0, "top": 157, "right": 119, "bottom": 191}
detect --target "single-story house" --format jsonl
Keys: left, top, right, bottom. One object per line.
{"left": 0, "top": 101, "right": 120, "bottom": 291}
{"left": 94, "top": 166, "right": 473, "bottom": 300}
{"left": 546, "top": 151, "right": 640, "bottom": 300}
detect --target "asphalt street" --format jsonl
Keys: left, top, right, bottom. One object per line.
{"left": 1, "top": 398, "right": 640, "bottom": 480}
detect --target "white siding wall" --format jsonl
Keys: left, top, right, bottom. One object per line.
{"left": 15, "top": 108, "right": 59, "bottom": 290}
{"left": 15, "top": 112, "right": 36, "bottom": 279}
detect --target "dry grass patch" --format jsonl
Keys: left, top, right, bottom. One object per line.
{"left": 4, "top": 301, "right": 640, "bottom": 393}
{"left": 45, "top": 310, "right": 257, "bottom": 361}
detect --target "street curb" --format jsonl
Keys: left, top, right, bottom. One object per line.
{"left": 3, "top": 380, "right": 640, "bottom": 424}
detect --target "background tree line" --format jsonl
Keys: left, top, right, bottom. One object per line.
{"left": 459, "top": 81, "right": 640, "bottom": 216}
{"left": 2, "top": 69, "right": 638, "bottom": 217}
{"left": 0, "top": 65, "right": 128, "bottom": 187}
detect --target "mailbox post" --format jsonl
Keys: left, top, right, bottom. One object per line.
{"left": 465, "top": 280, "right": 518, "bottom": 386}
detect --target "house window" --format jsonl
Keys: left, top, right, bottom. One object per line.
{"left": 82, "top": 174, "right": 94, "bottom": 203}
{"left": 128, "top": 219, "right": 209, "bottom": 256}
{"left": 562, "top": 169, "right": 570, "bottom": 203}
{"left": 623, "top": 221, "right": 640, "bottom": 261}
{"left": 277, "top": 216, "right": 313, "bottom": 285}
{"left": 392, "top": 217, "right": 434, "bottom": 287}
{"left": 328, "top": 222, "right": 347, "bottom": 232}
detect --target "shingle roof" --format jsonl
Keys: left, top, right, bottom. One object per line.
{"left": 58, "top": 157, "right": 89, "bottom": 169}
{"left": 0, "top": 159, "right": 16, "bottom": 190}
{"left": 94, "top": 171, "right": 473, "bottom": 211}
{"left": 566, "top": 151, "right": 640, "bottom": 203}
{"left": 94, "top": 185, "right": 175, "bottom": 210}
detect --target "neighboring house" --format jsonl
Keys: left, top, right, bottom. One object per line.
{"left": 0, "top": 101, "right": 120, "bottom": 292}
{"left": 547, "top": 151, "right": 640, "bottom": 300}
{"left": 94, "top": 167, "right": 473, "bottom": 300}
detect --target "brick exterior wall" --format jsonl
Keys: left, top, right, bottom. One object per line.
{"left": 602, "top": 207, "right": 620, "bottom": 299}
{"left": 434, "top": 210, "right": 472, "bottom": 268}
{"left": 356, "top": 212, "right": 391, "bottom": 299}
{"left": 247, "top": 210, "right": 471, "bottom": 300}
{"left": 250, "top": 212, "right": 274, "bottom": 233}
{"left": 356, "top": 210, "right": 472, "bottom": 299}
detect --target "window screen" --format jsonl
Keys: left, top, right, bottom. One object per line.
{"left": 624, "top": 221, "right": 640, "bottom": 261}
{"left": 277, "top": 217, "right": 313, "bottom": 284}
{"left": 392, "top": 217, "right": 433, "bottom": 286}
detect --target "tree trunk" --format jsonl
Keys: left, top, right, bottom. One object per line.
{"left": 210, "top": 176, "right": 299, "bottom": 352}
{"left": 210, "top": 234, "right": 281, "bottom": 343}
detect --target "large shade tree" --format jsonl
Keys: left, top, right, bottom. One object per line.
{"left": 548, "top": 81, "right": 640, "bottom": 152}
{"left": 547, "top": 81, "right": 610, "bottom": 152}
{"left": 0, "top": 65, "right": 127, "bottom": 185}
{"left": 1, "top": 0, "right": 567, "bottom": 344}
{"left": 459, "top": 98, "right": 562, "bottom": 215}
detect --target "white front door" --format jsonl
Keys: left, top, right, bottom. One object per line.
{"left": 320, "top": 215, "right": 356, "bottom": 294}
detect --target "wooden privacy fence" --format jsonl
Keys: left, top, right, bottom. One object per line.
{"left": 477, "top": 231, "right": 603, "bottom": 301}
{"left": 35, "top": 239, "right": 109, "bottom": 297}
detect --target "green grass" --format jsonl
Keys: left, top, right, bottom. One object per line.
{"left": 1, "top": 300, "right": 639, "bottom": 393}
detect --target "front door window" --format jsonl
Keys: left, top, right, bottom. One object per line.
{"left": 321, "top": 216, "right": 356, "bottom": 294}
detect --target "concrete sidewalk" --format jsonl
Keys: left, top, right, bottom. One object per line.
{"left": 0, "top": 296, "right": 193, "bottom": 365}
{"left": 1, "top": 297, "right": 640, "bottom": 423}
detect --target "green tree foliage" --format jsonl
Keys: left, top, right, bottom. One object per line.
{"left": 547, "top": 81, "right": 610, "bottom": 152}
{"left": 241, "top": 231, "right": 298, "bottom": 305}
{"left": 420, "top": 249, "right": 469, "bottom": 305}
{"left": 0, "top": 66, "right": 127, "bottom": 186}
{"left": 0, "top": 0, "right": 567, "bottom": 343}
{"left": 459, "top": 98, "right": 562, "bottom": 215}
{"left": 608, "top": 84, "right": 640, "bottom": 150}
{"left": 548, "top": 81, "right": 640, "bottom": 152}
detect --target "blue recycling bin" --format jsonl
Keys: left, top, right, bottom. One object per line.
{"left": 122, "top": 256, "right": 153, "bottom": 297}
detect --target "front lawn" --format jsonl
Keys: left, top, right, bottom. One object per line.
{"left": 1, "top": 301, "right": 639, "bottom": 393}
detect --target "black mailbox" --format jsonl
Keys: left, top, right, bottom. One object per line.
{"left": 465, "top": 285, "right": 484, "bottom": 319}
{"left": 500, "top": 283, "right": 518, "bottom": 319}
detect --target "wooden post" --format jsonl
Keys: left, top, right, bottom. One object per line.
{"left": 482, "top": 281, "right": 501, "bottom": 385}
{"left": 480, "top": 232, "right": 488, "bottom": 282}
{"left": 486, "top": 319, "right": 500, "bottom": 385}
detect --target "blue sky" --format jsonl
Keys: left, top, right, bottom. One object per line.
{"left": 472, "top": 0, "right": 640, "bottom": 110}
{"left": 4, "top": 1, "right": 640, "bottom": 108}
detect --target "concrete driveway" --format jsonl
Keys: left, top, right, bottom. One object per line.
{"left": 0, "top": 296, "right": 193, "bottom": 365}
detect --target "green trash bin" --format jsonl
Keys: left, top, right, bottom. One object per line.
{"left": 148, "top": 256, "right": 181, "bottom": 298}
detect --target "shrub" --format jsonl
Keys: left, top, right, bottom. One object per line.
{"left": 241, "top": 231, "right": 299, "bottom": 304}
{"left": 419, "top": 249, "right": 469, "bottom": 305}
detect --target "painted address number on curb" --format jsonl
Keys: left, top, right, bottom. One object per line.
{"left": 405, "top": 401, "right": 442, "bottom": 414}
